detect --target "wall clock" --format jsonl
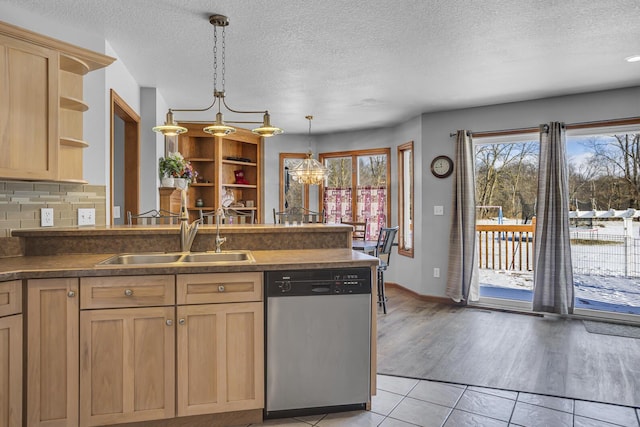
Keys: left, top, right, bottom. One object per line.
{"left": 430, "top": 155, "right": 454, "bottom": 178}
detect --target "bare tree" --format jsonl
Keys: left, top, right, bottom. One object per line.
{"left": 580, "top": 133, "right": 640, "bottom": 208}
{"left": 475, "top": 141, "right": 538, "bottom": 220}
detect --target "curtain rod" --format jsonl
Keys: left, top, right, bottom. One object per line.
{"left": 449, "top": 116, "right": 640, "bottom": 139}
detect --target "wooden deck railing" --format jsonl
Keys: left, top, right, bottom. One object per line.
{"left": 476, "top": 218, "right": 536, "bottom": 271}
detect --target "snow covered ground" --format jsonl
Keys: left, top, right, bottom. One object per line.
{"left": 478, "top": 220, "right": 640, "bottom": 308}
{"left": 479, "top": 269, "right": 640, "bottom": 307}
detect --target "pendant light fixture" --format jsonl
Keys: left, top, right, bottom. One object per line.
{"left": 289, "top": 116, "right": 328, "bottom": 185}
{"left": 153, "top": 14, "right": 283, "bottom": 138}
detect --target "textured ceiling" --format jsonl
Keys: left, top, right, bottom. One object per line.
{"left": 4, "top": 0, "right": 640, "bottom": 134}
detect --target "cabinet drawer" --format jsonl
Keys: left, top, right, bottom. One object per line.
{"left": 0, "top": 280, "right": 22, "bottom": 317}
{"left": 177, "top": 272, "right": 262, "bottom": 304}
{"left": 81, "top": 275, "right": 175, "bottom": 309}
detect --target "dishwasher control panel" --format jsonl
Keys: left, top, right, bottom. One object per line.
{"left": 265, "top": 268, "right": 371, "bottom": 297}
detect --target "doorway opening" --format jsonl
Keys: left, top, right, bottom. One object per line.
{"left": 474, "top": 138, "right": 539, "bottom": 310}
{"left": 110, "top": 90, "right": 140, "bottom": 225}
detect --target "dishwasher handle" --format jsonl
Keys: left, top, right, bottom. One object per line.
{"left": 311, "top": 285, "right": 331, "bottom": 293}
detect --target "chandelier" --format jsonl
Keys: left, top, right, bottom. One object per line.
{"left": 289, "top": 116, "right": 328, "bottom": 185}
{"left": 153, "top": 14, "right": 283, "bottom": 138}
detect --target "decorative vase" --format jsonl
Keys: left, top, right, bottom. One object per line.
{"left": 174, "top": 178, "right": 188, "bottom": 190}
{"left": 161, "top": 176, "right": 174, "bottom": 187}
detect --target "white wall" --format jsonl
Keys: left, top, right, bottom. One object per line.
{"left": 113, "top": 116, "right": 125, "bottom": 225}
{"left": 140, "top": 88, "right": 169, "bottom": 213}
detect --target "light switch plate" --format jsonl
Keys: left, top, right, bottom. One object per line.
{"left": 41, "top": 208, "right": 54, "bottom": 227}
{"left": 434, "top": 205, "right": 444, "bottom": 216}
{"left": 78, "top": 208, "right": 96, "bottom": 226}
{"left": 114, "top": 206, "right": 121, "bottom": 219}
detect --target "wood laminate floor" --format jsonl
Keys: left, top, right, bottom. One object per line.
{"left": 377, "top": 285, "right": 640, "bottom": 408}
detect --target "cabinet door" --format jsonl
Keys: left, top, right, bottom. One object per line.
{"left": 80, "top": 306, "right": 175, "bottom": 426}
{"left": 0, "top": 34, "right": 58, "bottom": 180}
{"left": 27, "top": 278, "right": 79, "bottom": 427}
{"left": 176, "top": 302, "right": 264, "bottom": 416}
{"left": 0, "top": 314, "right": 22, "bottom": 427}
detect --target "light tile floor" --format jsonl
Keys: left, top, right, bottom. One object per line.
{"left": 247, "top": 374, "right": 640, "bottom": 427}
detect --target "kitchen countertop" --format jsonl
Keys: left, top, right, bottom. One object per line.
{"left": 11, "top": 223, "right": 350, "bottom": 237}
{"left": 11, "top": 223, "right": 354, "bottom": 256}
{"left": 0, "top": 248, "right": 378, "bottom": 281}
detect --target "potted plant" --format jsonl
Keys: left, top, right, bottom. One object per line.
{"left": 179, "top": 161, "right": 198, "bottom": 187}
{"left": 158, "top": 152, "right": 185, "bottom": 187}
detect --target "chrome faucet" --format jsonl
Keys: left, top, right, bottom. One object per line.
{"left": 215, "top": 207, "right": 227, "bottom": 253}
{"left": 179, "top": 189, "right": 202, "bottom": 252}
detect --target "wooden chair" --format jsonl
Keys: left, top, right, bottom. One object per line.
{"left": 200, "top": 208, "right": 255, "bottom": 225}
{"left": 273, "top": 207, "right": 325, "bottom": 224}
{"left": 375, "top": 226, "right": 399, "bottom": 314}
{"left": 342, "top": 219, "right": 368, "bottom": 240}
{"left": 127, "top": 209, "right": 180, "bottom": 225}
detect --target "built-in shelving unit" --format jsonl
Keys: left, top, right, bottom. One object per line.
{"left": 159, "top": 122, "right": 263, "bottom": 223}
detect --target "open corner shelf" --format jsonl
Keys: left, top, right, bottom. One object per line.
{"left": 60, "top": 96, "right": 89, "bottom": 112}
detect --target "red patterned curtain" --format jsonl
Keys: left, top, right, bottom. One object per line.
{"left": 323, "top": 187, "right": 352, "bottom": 224}
{"left": 356, "top": 186, "right": 386, "bottom": 240}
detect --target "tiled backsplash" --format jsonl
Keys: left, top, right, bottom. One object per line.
{"left": 0, "top": 180, "right": 106, "bottom": 238}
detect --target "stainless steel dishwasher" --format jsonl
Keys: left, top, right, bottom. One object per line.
{"left": 265, "top": 267, "right": 372, "bottom": 419}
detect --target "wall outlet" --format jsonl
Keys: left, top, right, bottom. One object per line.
{"left": 78, "top": 208, "right": 96, "bottom": 226}
{"left": 113, "top": 206, "right": 121, "bottom": 219}
{"left": 41, "top": 208, "right": 54, "bottom": 227}
{"left": 434, "top": 205, "right": 444, "bottom": 216}
{"left": 433, "top": 267, "right": 441, "bottom": 278}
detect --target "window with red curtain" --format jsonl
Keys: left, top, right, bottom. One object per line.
{"left": 320, "top": 149, "right": 390, "bottom": 239}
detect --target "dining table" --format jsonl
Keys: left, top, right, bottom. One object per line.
{"left": 351, "top": 239, "right": 379, "bottom": 255}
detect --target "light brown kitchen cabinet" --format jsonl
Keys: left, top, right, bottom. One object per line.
{"left": 26, "top": 278, "right": 79, "bottom": 427}
{"left": 0, "top": 34, "right": 58, "bottom": 181}
{"left": 79, "top": 306, "right": 176, "bottom": 426}
{"left": 175, "top": 272, "right": 264, "bottom": 416}
{"left": 0, "top": 21, "right": 114, "bottom": 182}
{"left": 80, "top": 274, "right": 175, "bottom": 309}
{"left": 176, "top": 301, "right": 264, "bottom": 416}
{"left": 0, "top": 280, "right": 22, "bottom": 427}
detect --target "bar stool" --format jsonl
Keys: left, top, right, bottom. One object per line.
{"left": 375, "top": 226, "right": 399, "bottom": 314}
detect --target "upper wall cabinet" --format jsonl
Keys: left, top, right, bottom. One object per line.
{"left": 0, "top": 20, "right": 114, "bottom": 182}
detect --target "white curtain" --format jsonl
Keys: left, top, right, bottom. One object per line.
{"left": 445, "top": 130, "right": 479, "bottom": 303}
{"left": 533, "top": 122, "right": 574, "bottom": 314}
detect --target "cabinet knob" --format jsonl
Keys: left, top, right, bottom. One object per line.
{"left": 178, "top": 318, "right": 186, "bottom": 325}
{"left": 124, "top": 289, "right": 134, "bottom": 296}
{"left": 67, "top": 290, "right": 76, "bottom": 298}
{"left": 166, "top": 319, "right": 173, "bottom": 326}
{"left": 218, "top": 285, "right": 225, "bottom": 292}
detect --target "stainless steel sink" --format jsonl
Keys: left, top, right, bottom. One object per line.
{"left": 182, "top": 251, "right": 255, "bottom": 263}
{"left": 98, "top": 253, "right": 184, "bottom": 265}
{"left": 97, "top": 250, "right": 255, "bottom": 266}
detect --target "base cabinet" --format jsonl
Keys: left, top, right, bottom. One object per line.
{"left": 79, "top": 306, "right": 176, "bottom": 426}
{"left": 21, "top": 271, "right": 264, "bottom": 427}
{"left": 176, "top": 301, "right": 264, "bottom": 416}
{"left": 26, "top": 278, "right": 79, "bottom": 427}
{"left": 0, "top": 313, "right": 22, "bottom": 427}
